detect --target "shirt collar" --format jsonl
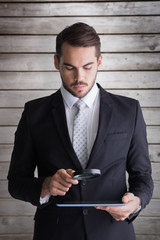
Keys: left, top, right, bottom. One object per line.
{"left": 60, "top": 83, "right": 99, "bottom": 109}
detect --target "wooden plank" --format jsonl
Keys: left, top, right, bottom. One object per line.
{"left": 149, "top": 145, "right": 160, "bottom": 163}
{"left": 151, "top": 162, "right": 160, "bottom": 181}
{"left": 0, "top": 145, "right": 13, "bottom": 162}
{"left": 0, "top": 235, "right": 32, "bottom": 240}
{"left": 97, "top": 71, "right": 160, "bottom": 89}
{"left": 0, "top": 216, "right": 34, "bottom": 234}
{"left": 142, "top": 108, "right": 160, "bottom": 126}
{"left": 101, "top": 53, "right": 160, "bottom": 71}
{"left": 0, "top": 162, "right": 11, "bottom": 180}
{"left": 136, "top": 235, "right": 160, "bottom": 240}
{"left": 139, "top": 199, "right": 160, "bottom": 217}
{"left": 133, "top": 217, "right": 160, "bottom": 235}
{"left": 152, "top": 181, "right": 160, "bottom": 199}
{"left": 0, "top": 109, "right": 23, "bottom": 126}
{"left": 0, "top": 180, "right": 11, "bottom": 199}
{"left": 109, "top": 90, "right": 160, "bottom": 108}
{"left": 0, "top": 199, "right": 36, "bottom": 216}
{"left": 1, "top": 71, "right": 160, "bottom": 90}
{"left": 0, "top": 72, "right": 61, "bottom": 90}
{"left": 0, "top": 90, "right": 159, "bottom": 108}
{"left": 0, "top": 2, "right": 160, "bottom": 17}
{"left": 147, "top": 126, "right": 160, "bottom": 144}
{"left": 0, "top": 53, "right": 160, "bottom": 71}
{"left": 100, "top": 34, "right": 160, "bottom": 52}
{"left": 1, "top": 35, "right": 160, "bottom": 53}
{"left": 0, "top": 107, "right": 160, "bottom": 126}
{"left": 0, "top": 17, "right": 160, "bottom": 35}
{"left": 0, "top": 127, "right": 17, "bottom": 145}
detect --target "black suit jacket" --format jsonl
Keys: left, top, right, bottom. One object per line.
{"left": 8, "top": 84, "right": 153, "bottom": 240}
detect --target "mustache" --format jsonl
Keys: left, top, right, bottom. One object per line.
{"left": 71, "top": 81, "right": 88, "bottom": 87}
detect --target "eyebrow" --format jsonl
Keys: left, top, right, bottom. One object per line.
{"left": 63, "top": 62, "right": 94, "bottom": 68}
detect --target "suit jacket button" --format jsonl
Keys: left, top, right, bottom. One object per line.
{"left": 82, "top": 180, "right": 87, "bottom": 186}
{"left": 83, "top": 208, "right": 88, "bottom": 215}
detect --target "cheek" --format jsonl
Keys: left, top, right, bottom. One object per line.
{"left": 61, "top": 70, "right": 73, "bottom": 81}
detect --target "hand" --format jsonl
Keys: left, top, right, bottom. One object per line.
{"left": 41, "top": 169, "right": 78, "bottom": 198}
{"left": 95, "top": 192, "right": 141, "bottom": 221}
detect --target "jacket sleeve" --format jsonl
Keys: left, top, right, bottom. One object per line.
{"left": 7, "top": 103, "right": 46, "bottom": 207}
{"left": 126, "top": 101, "right": 154, "bottom": 217}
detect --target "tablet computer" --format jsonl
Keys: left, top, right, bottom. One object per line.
{"left": 56, "top": 201, "right": 125, "bottom": 207}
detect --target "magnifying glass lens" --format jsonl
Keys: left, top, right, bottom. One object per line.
{"left": 73, "top": 169, "right": 101, "bottom": 180}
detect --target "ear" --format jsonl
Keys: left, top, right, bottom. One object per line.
{"left": 54, "top": 55, "right": 59, "bottom": 70}
{"left": 98, "top": 54, "right": 102, "bottom": 68}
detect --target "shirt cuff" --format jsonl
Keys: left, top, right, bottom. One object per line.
{"left": 40, "top": 194, "right": 51, "bottom": 205}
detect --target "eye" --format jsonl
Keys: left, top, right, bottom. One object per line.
{"left": 84, "top": 66, "right": 92, "bottom": 70}
{"left": 66, "top": 66, "right": 74, "bottom": 71}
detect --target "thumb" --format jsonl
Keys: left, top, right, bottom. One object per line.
{"left": 122, "top": 192, "right": 134, "bottom": 203}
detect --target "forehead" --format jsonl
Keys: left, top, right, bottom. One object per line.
{"left": 60, "top": 42, "right": 97, "bottom": 63}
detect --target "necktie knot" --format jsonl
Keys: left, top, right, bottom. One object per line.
{"left": 75, "top": 100, "right": 86, "bottom": 112}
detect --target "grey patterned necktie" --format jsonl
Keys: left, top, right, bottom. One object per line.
{"left": 73, "top": 100, "right": 88, "bottom": 169}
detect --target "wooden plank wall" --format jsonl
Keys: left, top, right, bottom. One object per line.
{"left": 0, "top": 1, "right": 160, "bottom": 239}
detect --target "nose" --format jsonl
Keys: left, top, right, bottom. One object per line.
{"left": 74, "top": 68, "right": 84, "bottom": 82}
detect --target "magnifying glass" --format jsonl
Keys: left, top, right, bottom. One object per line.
{"left": 73, "top": 169, "right": 101, "bottom": 180}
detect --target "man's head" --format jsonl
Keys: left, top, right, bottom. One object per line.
{"left": 56, "top": 22, "right": 101, "bottom": 62}
{"left": 54, "top": 22, "right": 102, "bottom": 98}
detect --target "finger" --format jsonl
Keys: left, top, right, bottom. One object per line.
{"left": 50, "top": 186, "right": 67, "bottom": 196}
{"left": 50, "top": 179, "right": 69, "bottom": 192}
{"left": 66, "top": 169, "right": 75, "bottom": 177}
{"left": 59, "top": 169, "right": 78, "bottom": 185}
{"left": 53, "top": 171, "right": 72, "bottom": 188}
{"left": 95, "top": 206, "right": 110, "bottom": 211}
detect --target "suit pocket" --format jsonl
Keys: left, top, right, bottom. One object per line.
{"left": 107, "top": 132, "right": 127, "bottom": 140}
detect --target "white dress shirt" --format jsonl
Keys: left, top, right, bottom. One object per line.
{"left": 40, "top": 83, "right": 100, "bottom": 204}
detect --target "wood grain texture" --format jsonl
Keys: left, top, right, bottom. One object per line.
{"left": 0, "top": 236, "right": 32, "bottom": 240}
{"left": 1, "top": 35, "right": 160, "bottom": 53}
{"left": 133, "top": 217, "right": 160, "bottom": 235}
{"left": 0, "top": 1, "right": 159, "bottom": 239}
{"left": 0, "top": 17, "right": 160, "bottom": 34}
{"left": 0, "top": 2, "right": 160, "bottom": 17}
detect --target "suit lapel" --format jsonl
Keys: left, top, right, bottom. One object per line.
{"left": 87, "top": 86, "right": 113, "bottom": 168}
{"left": 51, "top": 90, "right": 82, "bottom": 170}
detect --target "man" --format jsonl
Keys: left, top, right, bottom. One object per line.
{"left": 8, "top": 23, "right": 153, "bottom": 240}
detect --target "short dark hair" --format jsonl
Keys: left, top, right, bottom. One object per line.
{"left": 56, "top": 22, "right": 101, "bottom": 61}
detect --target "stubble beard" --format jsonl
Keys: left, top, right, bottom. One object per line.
{"left": 60, "top": 73, "right": 97, "bottom": 98}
